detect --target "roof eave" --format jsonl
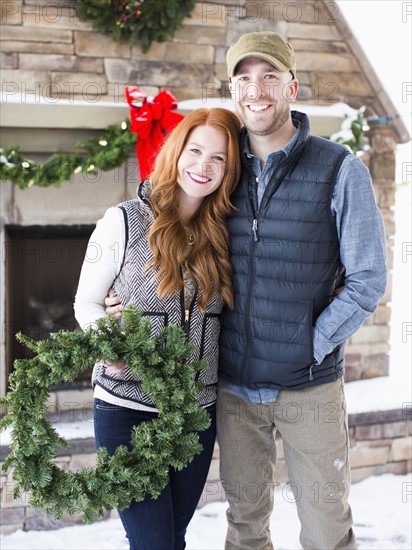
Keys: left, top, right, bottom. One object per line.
{"left": 330, "top": 0, "right": 410, "bottom": 144}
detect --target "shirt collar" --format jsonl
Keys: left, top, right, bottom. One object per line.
{"left": 241, "top": 118, "right": 302, "bottom": 162}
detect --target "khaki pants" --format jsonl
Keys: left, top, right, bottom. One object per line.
{"left": 216, "top": 378, "right": 358, "bottom": 549}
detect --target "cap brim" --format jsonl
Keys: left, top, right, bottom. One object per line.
{"left": 228, "top": 52, "right": 290, "bottom": 78}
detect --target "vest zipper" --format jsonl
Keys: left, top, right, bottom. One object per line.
{"left": 252, "top": 219, "right": 259, "bottom": 242}
{"left": 181, "top": 289, "right": 196, "bottom": 340}
{"left": 184, "top": 307, "right": 190, "bottom": 336}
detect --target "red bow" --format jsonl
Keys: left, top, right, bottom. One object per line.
{"left": 125, "top": 86, "right": 184, "bottom": 180}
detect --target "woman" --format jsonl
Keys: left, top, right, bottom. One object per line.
{"left": 74, "top": 108, "right": 241, "bottom": 549}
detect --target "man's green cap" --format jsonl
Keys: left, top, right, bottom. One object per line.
{"left": 227, "top": 31, "right": 296, "bottom": 79}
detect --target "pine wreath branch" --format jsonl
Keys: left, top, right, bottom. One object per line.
{"left": 0, "top": 305, "right": 210, "bottom": 523}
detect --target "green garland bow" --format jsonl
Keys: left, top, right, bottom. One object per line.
{"left": 0, "top": 306, "right": 210, "bottom": 523}
{"left": 0, "top": 120, "right": 136, "bottom": 190}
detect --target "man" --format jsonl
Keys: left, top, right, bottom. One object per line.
{"left": 106, "top": 31, "right": 387, "bottom": 549}
{"left": 215, "top": 32, "right": 386, "bottom": 549}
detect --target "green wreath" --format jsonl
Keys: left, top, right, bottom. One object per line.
{"left": 76, "top": 0, "right": 196, "bottom": 52}
{"left": 0, "top": 305, "right": 210, "bottom": 523}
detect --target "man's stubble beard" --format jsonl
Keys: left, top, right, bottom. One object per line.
{"left": 239, "top": 102, "right": 291, "bottom": 137}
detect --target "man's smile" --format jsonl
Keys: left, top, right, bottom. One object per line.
{"left": 246, "top": 104, "right": 272, "bottom": 112}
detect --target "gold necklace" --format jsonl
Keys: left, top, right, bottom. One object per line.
{"left": 184, "top": 226, "right": 194, "bottom": 246}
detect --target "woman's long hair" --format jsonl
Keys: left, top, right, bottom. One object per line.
{"left": 147, "top": 107, "right": 241, "bottom": 310}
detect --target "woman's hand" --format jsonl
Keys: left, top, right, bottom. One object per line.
{"left": 104, "top": 360, "right": 126, "bottom": 375}
{"left": 105, "top": 288, "right": 123, "bottom": 319}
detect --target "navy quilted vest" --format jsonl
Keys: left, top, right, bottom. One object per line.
{"left": 219, "top": 111, "right": 349, "bottom": 390}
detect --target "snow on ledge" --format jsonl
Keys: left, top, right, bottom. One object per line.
{"left": 1, "top": 92, "right": 357, "bottom": 136}
{"left": 345, "top": 373, "right": 411, "bottom": 415}
{"left": 1, "top": 372, "right": 409, "bottom": 448}
{"left": 178, "top": 97, "right": 358, "bottom": 119}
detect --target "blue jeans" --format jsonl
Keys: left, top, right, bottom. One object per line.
{"left": 94, "top": 398, "right": 216, "bottom": 550}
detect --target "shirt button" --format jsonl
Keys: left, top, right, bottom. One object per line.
{"left": 255, "top": 177, "right": 260, "bottom": 183}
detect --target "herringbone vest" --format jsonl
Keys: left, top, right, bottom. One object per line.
{"left": 92, "top": 191, "right": 223, "bottom": 407}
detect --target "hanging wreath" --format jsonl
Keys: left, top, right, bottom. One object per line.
{"left": 76, "top": 0, "right": 196, "bottom": 52}
{"left": 0, "top": 306, "right": 210, "bottom": 523}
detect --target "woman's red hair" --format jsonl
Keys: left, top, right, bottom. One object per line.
{"left": 147, "top": 107, "right": 241, "bottom": 309}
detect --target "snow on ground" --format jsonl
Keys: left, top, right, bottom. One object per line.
{"left": 1, "top": 473, "right": 411, "bottom": 549}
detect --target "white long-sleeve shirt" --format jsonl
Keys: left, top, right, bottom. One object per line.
{"left": 74, "top": 207, "right": 154, "bottom": 410}
{"left": 74, "top": 207, "right": 125, "bottom": 330}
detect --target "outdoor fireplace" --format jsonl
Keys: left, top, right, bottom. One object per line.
{"left": 4, "top": 224, "right": 94, "bottom": 386}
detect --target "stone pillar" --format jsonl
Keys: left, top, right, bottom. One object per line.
{"left": 344, "top": 125, "right": 397, "bottom": 381}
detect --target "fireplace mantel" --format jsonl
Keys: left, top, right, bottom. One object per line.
{"left": 0, "top": 95, "right": 130, "bottom": 153}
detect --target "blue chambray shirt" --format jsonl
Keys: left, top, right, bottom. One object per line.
{"left": 221, "top": 119, "right": 387, "bottom": 404}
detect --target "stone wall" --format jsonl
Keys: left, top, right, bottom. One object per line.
{"left": 344, "top": 126, "right": 397, "bottom": 381}
{"left": 0, "top": 0, "right": 385, "bottom": 108}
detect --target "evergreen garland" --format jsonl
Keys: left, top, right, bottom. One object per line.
{"left": 331, "top": 109, "right": 367, "bottom": 153}
{"left": 0, "top": 305, "right": 210, "bottom": 523}
{"left": 0, "top": 120, "right": 135, "bottom": 189}
{"left": 76, "top": 0, "right": 196, "bottom": 52}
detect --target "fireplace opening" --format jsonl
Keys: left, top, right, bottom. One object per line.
{"left": 5, "top": 224, "right": 95, "bottom": 390}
